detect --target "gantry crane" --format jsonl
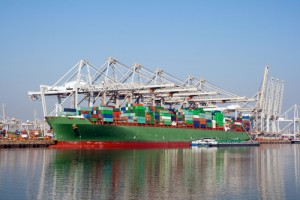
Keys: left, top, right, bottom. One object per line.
{"left": 28, "top": 57, "right": 256, "bottom": 117}
{"left": 28, "top": 57, "right": 285, "bottom": 135}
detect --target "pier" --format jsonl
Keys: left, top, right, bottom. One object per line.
{"left": 0, "top": 139, "right": 56, "bottom": 149}
{"left": 255, "top": 138, "right": 294, "bottom": 144}
{"left": 258, "top": 140, "right": 292, "bottom": 144}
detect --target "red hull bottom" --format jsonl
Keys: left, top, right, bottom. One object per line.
{"left": 49, "top": 141, "right": 191, "bottom": 149}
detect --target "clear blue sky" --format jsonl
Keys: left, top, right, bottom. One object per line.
{"left": 1, "top": 0, "right": 299, "bottom": 121}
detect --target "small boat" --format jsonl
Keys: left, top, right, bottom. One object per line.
{"left": 191, "top": 138, "right": 218, "bottom": 147}
{"left": 291, "top": 139, "right": 300, "bottom": 144}
{"left": 192, "top": 138, "right": 260, "bottom": 147}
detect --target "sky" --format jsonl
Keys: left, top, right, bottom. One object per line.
{"left": 0, "top": 0, "right": 300, "bottom": 121}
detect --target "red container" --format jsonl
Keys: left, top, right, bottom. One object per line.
{"left": 91, "top": 114, "right": 98, "bottom": 118}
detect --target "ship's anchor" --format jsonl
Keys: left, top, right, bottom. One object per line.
{"left": 72, "top": 124, "right": 81, "bottom": 137}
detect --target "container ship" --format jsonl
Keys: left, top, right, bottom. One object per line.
{"left": 47, "top": 104, "right": 251, "bottom": 149}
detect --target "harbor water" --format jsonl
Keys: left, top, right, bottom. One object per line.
{"left": 0, "top": 145, "right": 300, "bottom": 200}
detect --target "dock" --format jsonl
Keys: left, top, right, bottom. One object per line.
{"left": 191, "top": 138, "right": 298, "bottom": 148}
{"left": 0, "top": 139, "right": 56, "bottom": 148}
{"left": 258, "top": 140, "right": 292, "bottom": 144}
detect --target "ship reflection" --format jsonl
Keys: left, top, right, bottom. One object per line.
{"left": 18, "top": 145, "right": 299, "bottom": 200}
{"left": 0, "top": 145, "right": 300, "bottom": 199}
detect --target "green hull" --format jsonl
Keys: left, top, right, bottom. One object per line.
{"left": 47, "top": 117, "right": 250, "bottom": 143}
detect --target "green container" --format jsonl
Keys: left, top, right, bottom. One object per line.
{"left": 217, "top": 122, "right": 224, "bottom": 126}
{"left": 90, "top": 118, "right": 97, "bottom": 122}
{"left": 192, "top": 110, "right": 200, "bottom": 115}
{"left": 133, "top": 106, "right": 146, "bottom": 110}
{"left": 198, "top": 108, "right": 205, "bottom": 113}
{"left": 185, "top": 120, "right": 193, "bottom": 124}
{"left": 134, "top": 111, "right": 145, "bottom": 115}
{"left": 101, "top": 110, "right": 113, "bottom": 114}
{"left": 164, "top": 121, "right": 171, "bottom": 125}
{"left": 125, "top": 109, "right": 132, "bottom": 113}
{"left": 135, "top": 113, "right": 145, "bottom": 117}
{"left": 160, "top": 113, "right": 171, "bottom": 117}
{"left": 147, "top": 112, "right": 155, "bottom": 116}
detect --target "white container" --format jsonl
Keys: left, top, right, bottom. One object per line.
{"left": 212, "top": 120, "right": 216, "bottom": 129}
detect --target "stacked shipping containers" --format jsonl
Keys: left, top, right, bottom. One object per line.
{"left": 60, "top": 105, "right": 251, "bottom": 131}
{"left": 100, "top": 106, "right": 113, "bottom": 122}
{"left": 205, "top": 111, "right": 213, "bottom": 128}
{"left": 242, "top": 115, "right": 251, "bottom": 131}
{"left": 159, "top": 109, "right": 172, "bottom": 125}
{"left": 213, "top": 111, "right": 224, "bottom": 127}
{"left": 120, "top": 104, "right": 146, "bottom": 124}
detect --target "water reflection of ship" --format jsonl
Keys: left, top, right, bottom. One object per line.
{"left": 1, "top": 145, "right": 299, "bottom": 199}
{"left": 46, "top": 148, "right": 259, "bottom": 199}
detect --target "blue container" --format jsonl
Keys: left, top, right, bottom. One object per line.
{"left": 193, "top": 121, "right": 200, "bottom": 127}
{"left": 200, "top": 124, "right": 206, "bottom": 128}
{"left": 83, "top": 114, "right": 91, "bottom": 118}
{"left": 103, "top": 114, "right": 113, "bottom": 118}
{"left": 64, "top": 108, "right": 77, "bottom": 112}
